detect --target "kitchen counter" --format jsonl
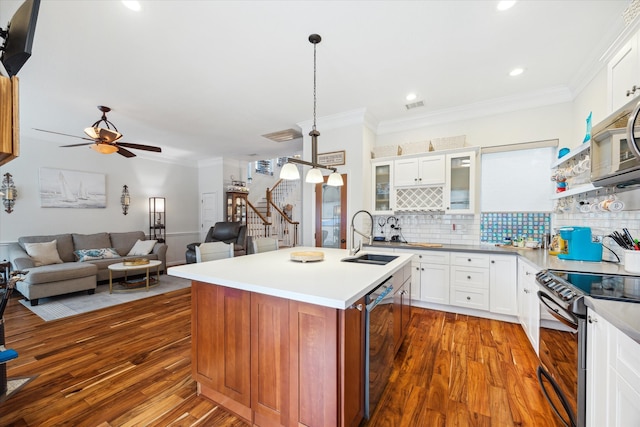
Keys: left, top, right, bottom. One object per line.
{"left": 368, "top": 241, "right": 640, "bottom": 343}
{"left": 168, "top": 246, "right": 412, "bottom": 309}
{"left": 369, "top": 241, "right": 632, "bottom": 275}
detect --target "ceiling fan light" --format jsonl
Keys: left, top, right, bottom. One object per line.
{"left": 90, "top": 143, "right": 119, "bottom": 154}
{"left": 305, "top": 168, "right": 324, "bottom": 184}
{"left": 327, "top": 171, "right": 344, "bottom": 186}
{"left": 84, "top": 126, "right": 100, "bottom": 139}
{"left": 280, "top": 162, "right": 300, "bottom": 180}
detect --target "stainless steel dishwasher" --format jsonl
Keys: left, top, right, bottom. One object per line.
{"left": 365, "top": 276, "right": 394, "bottom": 419}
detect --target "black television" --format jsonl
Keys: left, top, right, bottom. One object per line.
{"left": 0, "top": 0, "right": 40, "bottom": 77}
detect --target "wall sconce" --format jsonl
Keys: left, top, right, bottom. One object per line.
{"left": 1, "top": 173, "right": 17, "bottom": 213}
{"left": 121, "top": 185, "right": 130, "bottom": 215}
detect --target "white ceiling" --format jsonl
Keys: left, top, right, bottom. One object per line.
{"left": 0, "top": 0, "right": 632, "bottom": 165}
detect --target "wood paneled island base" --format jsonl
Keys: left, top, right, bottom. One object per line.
{"left": 191, "top": 281, "right": 365, "bottom": 427}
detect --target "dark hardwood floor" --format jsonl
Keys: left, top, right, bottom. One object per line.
{"left": 0, "top": 287, "right": 562, "bottom": 426}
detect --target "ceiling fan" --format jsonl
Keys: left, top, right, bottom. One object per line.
{"left": 34, "top": 105, "right": 162, "bottom": 158}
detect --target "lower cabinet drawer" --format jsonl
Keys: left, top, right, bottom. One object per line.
{"left": 450, "top": 286, "right": 489, "bottom": 311}
{"left": 450, "top": 266, "right": 489, "bottom": 289}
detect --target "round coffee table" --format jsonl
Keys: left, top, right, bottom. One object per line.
{"left": 108, "top": 260, "right": 162, "bottom": 293}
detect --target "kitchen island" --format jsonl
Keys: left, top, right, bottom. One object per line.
{"left": 168, "top": 247, "right": 412, "bottom": 427}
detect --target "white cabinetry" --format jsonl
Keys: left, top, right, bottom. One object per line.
{"left": 444, "top": 151, "right": 477, "bottom": 214}
{"left": 517, "top": 260, "right": 540, "bottom": 354}
{"left": 586, "top": 309, "right": 640, "bottom": 427}
{"left": 371, "top": 160, "right": 395, "bottom": 215}
{"left": 371, "top": 247, "right": 518, "bottom": 321}
{"left": 394, "top": 155, "right": 445, "bottom": 187}
{"left": 413, "top": 251, "right": 450, "bottom": 305}
{"left": 449, "top": 252, "right": 490, "bottom": 311}
{"left": 608, "top": 31, "right": 640, "bottom": 113}
{"left": 489, "top": 255, "right": 518, "bottom": 316}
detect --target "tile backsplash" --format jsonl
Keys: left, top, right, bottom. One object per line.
{"left": 372, "top": 210, "right": 640, "bottom": 260}
{"left": 480, "top": 212, "right": 552, "bottom": 244}
{"left": 373, "top": 213, "right": 479, "bottom": 245}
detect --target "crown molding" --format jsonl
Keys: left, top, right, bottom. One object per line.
{"left": 376, "top": 86, "right": 573, "bottom": 135}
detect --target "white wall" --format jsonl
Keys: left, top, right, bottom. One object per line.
{"left": 0, "top": 135, "right": 200, "bottom": 266}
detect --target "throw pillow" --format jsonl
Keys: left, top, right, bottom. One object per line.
{"left": 74, "top": 248, "right": 121, "bottom": 262}
{"left": 24, "top": 240, "right": 64, "bottom": 267}
{"left": 127, "top": 239, "right": 157, "bottom": 256}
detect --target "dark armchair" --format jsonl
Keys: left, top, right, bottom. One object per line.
{"left": 185, "top": 222, "right": 247, "bottom": 263}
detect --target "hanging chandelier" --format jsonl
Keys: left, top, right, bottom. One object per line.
{"left": 280, "top": 34, "right": 344, "bottom": 187}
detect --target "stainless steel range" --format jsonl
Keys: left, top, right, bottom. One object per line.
{"left": 535, "top": 269, "right": 640, "bottom": 427}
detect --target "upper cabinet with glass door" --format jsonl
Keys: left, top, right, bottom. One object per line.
{"left": 444, "top": 150, "right": 478, "bottom": 214}
{"left": 372, "top": 160, "right": 395, "bottom": 215}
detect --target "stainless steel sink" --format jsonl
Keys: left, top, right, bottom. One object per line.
{"left": 341, "top": 254, "right": 398, "bottom": 265}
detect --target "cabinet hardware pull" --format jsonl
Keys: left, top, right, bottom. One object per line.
{"left": 467, "top": 258, "right": 472, "bottom": 262}
{"left": 349, "top": 303, "right": 363, "bottom": 311}
{"left": 466, "top": 296, "right": 471, "bottom": 300}
{"left": 491, "top": 260, "right": 495, "bottom": 263}
{"left": 524, "top": 289, "right": 530, "bottom": 294}
{"left": 588, "top": 315, "right": 597, "bottom": 323}
{"left": 467, "top": 276, "right": 471, "bottom": 280}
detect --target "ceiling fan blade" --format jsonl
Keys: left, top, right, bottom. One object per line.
{"left": 60, "top": 142, "right": 95, "bottom": 147}
{"left": 117, "top": 142, "right": 162, "bottom": 153}
{"left": 33, "top": 128, "right": 95, "bottom": 141}
{"left": 117, "top": 146, "right": 137, "bottom": 158}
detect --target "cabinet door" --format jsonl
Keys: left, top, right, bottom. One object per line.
{"left": 340, "top": 298, "right": 365, "bottom": 427}
{"left": 394, "top": 157, "right": 419, "bottom": 187}
{"left": 444, "top": 151, "right": 476, "bottom": 214}
{"left": 586, "top": 310, "right": 609, "bottom": 427}
{"left": 517, "top": 261, "right": 539, "bottom": 354}
{"left": 192, "top": 282, "right": 251, "bottom": 412}
{"left": 372, "top": 160, "right": 395, "bottom": 214}
{"left": 489, "top": 255, "right": 517, "bottom": 315}
{"left": 419, "top": 262, "right": 450, "bottom": 304}
{"left": 608, "top": 34, "right": 640, "bottom": 113}
{"left": 251, "top": 293, "right": 290, "bottom": 427}
{"left": 411, "top": 262, "right": 421, "bottom": 300}
{"left": 609, "top": 314, "right": 640, "bottom": 427}
{"left": 418, "top": 155, "right": 445, "bottom": 185}
{"left": 289, "top": 301, "right": 339, "bottom": 427}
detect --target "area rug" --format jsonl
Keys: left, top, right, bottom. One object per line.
{"left": 19, "top": 275, "right": 191, "bottom": 322}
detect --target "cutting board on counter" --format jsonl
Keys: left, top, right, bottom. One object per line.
{"left": 407, "top": 242, "right": 443, "bottom": 248}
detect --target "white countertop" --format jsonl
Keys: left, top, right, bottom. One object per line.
{"left": 168, "top": 247, "right": 413, "bottom": 309}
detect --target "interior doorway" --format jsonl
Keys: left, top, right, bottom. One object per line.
{"left": 200, "top": 192, "right": 218, "bottom": 240}
{"left": 315, "top": 174, "right": 347, "bottom": 248}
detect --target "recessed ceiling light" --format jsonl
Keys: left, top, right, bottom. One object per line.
{"left": 509, "top": 67, "right": 524, "bottom": 77}
{"left": 122, "top": 1, "right": 142, "bottom": 11}
{"left": 406, "top": 93, "right": 417, "bottom": 101}
{"left": 497, "top": 1, "right": 516, "bottom": 11}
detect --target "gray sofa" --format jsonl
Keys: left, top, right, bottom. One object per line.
{"left": 8, "top": 231, "right": 167, "bottom": 306}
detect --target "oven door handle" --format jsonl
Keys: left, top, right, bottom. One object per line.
{"left": 626, "top": 99, "right": 640, "bottom": 160}
{"left": 537, "top": 366, "right": 577, "bottom": 427}
{"left": 537, "top": 291, "right": 578, "bottom": 330}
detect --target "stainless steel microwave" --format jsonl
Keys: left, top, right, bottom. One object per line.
{"left": 591, "top": 98, "right": 640, "bottom": 187}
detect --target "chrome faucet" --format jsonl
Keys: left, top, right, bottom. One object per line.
{"left": 350, "top": 210, "right": 374, "bottom": 256}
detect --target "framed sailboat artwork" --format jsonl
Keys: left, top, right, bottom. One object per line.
{"left": 39, "top": 168, "right": 106, "bottom": 208}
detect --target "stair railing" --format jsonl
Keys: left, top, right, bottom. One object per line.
{"left": 266, "top": 179, "right": 299, "bottom": 247}
{"left": 246, "top": 200, "right": 271, "bottom": 238}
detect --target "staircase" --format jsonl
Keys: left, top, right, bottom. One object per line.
{"left": 247, "top": 179, "right": 300, "bottom": 247}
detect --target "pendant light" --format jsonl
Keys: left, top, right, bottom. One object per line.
{"left": 279, "top": 34, "right": 343, "bottom": 187}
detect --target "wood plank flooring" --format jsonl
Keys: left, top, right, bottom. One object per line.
{"left": 0, "top": 288, "right": 562, "bottom": 426}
